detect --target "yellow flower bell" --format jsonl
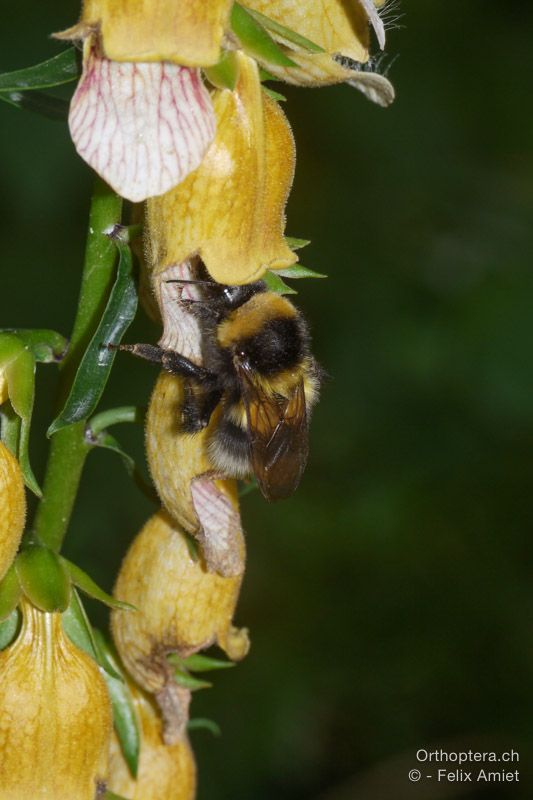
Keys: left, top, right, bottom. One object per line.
{"left": 147, "top": 52, "right": 296, "bottom": 286}
{"left": 108, "top": 682, "right": 196, "bottom": 800}
{"left": 0, "top": 600, "right": 112, "bottom": 800}
{"left": 111, "top": 509, "right": 248, "bottom": 697}
{"left": 0, "top": 442, "right": 26, "bottom": 582}
{"left": 78, "top": 0, "right": 233, "bottom": 67}
{"left": 241, "top": 0, "right": 394, "bottom": 105}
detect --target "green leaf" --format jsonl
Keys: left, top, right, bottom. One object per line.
{"left": 231, "top": 4, "right": 297, "bottom": 68}
{"left": 273, "top": 264, "right": 327, "bottom": 279}
{"left": 0, "top": 90, "right": 69, "bottom": 121}
{"left": 16, "top": 544, "right": 71, "bottom": 612}
{"left": 262, "top": 86, "right": 286, "bottom": 102}
{"left": 90, "top": 431, "right": 158, "bottom": 504}
{"left": 94, "top": 631, "right": 141, "bottom": 778}
{"left": 285, "top": 236, "right": 311, "bottom": 251}
{"left": 204, "top": 50, "right": 240, "bottom": 91}
{"left": 173, "top": 669, "right": 212, "bottom": 691}
{"left": 187, "top": 717, "right": 221, "bottom": 737}
{"left": 262, "top": 271, "right": 297, "bottom": 295}
{"left": 105, "top": 793, "right": 131, "bottom": 800}
{"left": 61, "top": 557, "right": 136, "bottom": 611}
{"left": 0, "top": 608, "right": 20, "bottom": 650}
{"left": 0, "top": 48, "right": 79, "bottom": 92}
{"left": 244, "top": 8, "right": 325, "bottom": 54}
{"left": 0, "top": 566, "right": 21, "bottom": 620}
{"left": 1, "top": 329, "right": 68, "bottom": 363}
{"left": 48, "top": 238, "right": 138, "bottom": 435}
{"left": 171, "top": 653, "right": 236, "bottom": 673}
{"left": 62, "top": 588, "right": 100, "bottom": 661}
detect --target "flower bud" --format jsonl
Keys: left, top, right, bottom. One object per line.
{"left": 146, "top": 371, "right": 244, "bottom": 577}
{"left": 0, "top": 600, "right": 112, "bottom": 800}
{"left": 0, "top": 442, "right": 26, "bottom": 582}
{"left": 108, "top": 682, "right": 196, "bottom": 800}
{"left": 111, "top": 509, "right": 249, "bottom": 702}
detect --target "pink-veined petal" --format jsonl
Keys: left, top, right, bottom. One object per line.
{"left": 359, "top": 0, "right": 386, "bottom": 50}
{"left": 69, "top": 44, "right": 216, "bottom": 202}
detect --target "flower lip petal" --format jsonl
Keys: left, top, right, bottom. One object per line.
{"left": 358, "top": 0, "right": 386, "bottom": 50}
{"left": 69, "top": 44, "right": 216, "bottom": 202}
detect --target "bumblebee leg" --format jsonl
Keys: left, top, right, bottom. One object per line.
{"left": 182, "top": 386, "right": 223, "bottom": 433}
{"left": 113, "top": 343, "right": 216, "bottom": 383}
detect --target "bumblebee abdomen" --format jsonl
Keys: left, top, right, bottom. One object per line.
{"left": 207, "top": 410, "right": 251, "bottom": 478}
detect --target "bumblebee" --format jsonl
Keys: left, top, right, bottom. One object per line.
{"left": 121, "top": 277, "right": 321, "bottom": 501}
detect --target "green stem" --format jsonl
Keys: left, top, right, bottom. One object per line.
{"left": 33, "top": 179, "right": 122, "bottom": 552}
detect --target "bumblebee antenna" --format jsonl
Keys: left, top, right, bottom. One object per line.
{"left": 165, "top": 278, "right": 216, "bottom": 286}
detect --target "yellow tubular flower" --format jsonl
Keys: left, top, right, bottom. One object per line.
{"left": 76, "top": 0, "right": 233, "bottom": 66}
{"left": 0, "top": 442, "right": 26, "bottom": 582}
{"left": 242, "top": 0, "right": 394, "bottom": 105}
{"left": 147, "top": 52, "right": 296, "bottom": 286}
{"left": 111, "top": 509, "right": 249, "bottom": 696}
{"left": 108, "top": 682, "right": 196, "bottom": 800}
{"left": 146, "top": 371, "right": 245, "bottom": 578}
{"left": 0, "top": 600, "right": 112, "bottom": 800}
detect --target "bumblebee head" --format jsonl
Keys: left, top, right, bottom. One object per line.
{"left": 217, "top": 291, "right": 309, "bottom": 377}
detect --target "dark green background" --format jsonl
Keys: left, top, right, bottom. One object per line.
{"left": 2, "top": 2, "right": 533, "bottom": 798}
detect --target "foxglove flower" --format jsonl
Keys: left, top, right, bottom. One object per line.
{"left": 147, "top": 52, "right": 296, "bottom": 286}
{"left": 0, "top": 443, "right": 26, "bottom": 582}
{"left": 108, "top": 681, "right": 196, "bottom": 800}
{"left": 111, "top": 509, "right": 249, "bottom": 739}
{"left": 242, "top": 0, "right": 394, "bottom": 105}
{"left": 0, "top": 600, "right": 112, "bottom": 800}
{"left": 55, "top": 0, "right": 231, "bottom": 201}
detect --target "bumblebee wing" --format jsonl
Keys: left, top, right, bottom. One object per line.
{"left": 236, "top": 365, "right": 309, "bottom": 501}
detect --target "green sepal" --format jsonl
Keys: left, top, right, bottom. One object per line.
{"left": 183, "top": 531, "right": 200, "bottom": 562}
{"left": 262, "top": 271, "right": 297, "bottom": 295}
{"left": 244, "top": 7, "right": 325, "bottom": 54}
{"left": 16, "top": 544, "right": 71, "bottom": 612}
{"left": 0, "top": 565, "right": 22, "bottom": 620}
{"left": 0, "top": 608, "right": 20, "bottom": 650}
{"left": 173, "top": 668, "right": 212, "bottom": 691}
{"left": 89, "top": 430, "right": 158, "bottom": 504}
{"left": 0, "top": 48, "right": 79, "bottom": 92}
{"left": 187, "top": 717, "right": 221, "bottom": 737}
{"left": 48, "top": 236, "right": 138, "bottom": 436}
{"left": 0, "top": 329, "right": 68, "bottom": 363}
{"left": 285, "top": 236, "right": 311, "bottom": 251}
{"left": 94, "top": 630, "right": 141, "bottom": 778}
{"left": 258, "top": 67, "right": 277, "bottom": 82}
{"left": 0, "top": 333, "right": 40, "bottom": 495}
{"left": 88, "top": 405, "right": 145, "bottom": 436}
{"left": 62, "top": 588, "right": 100, "bottom": 659}
{"left": 231, "top": 4, "right": 297, "bottom": 68}
{"left": 273, "top": 264, "right": 327, "bottom": 279}
{"left": 62, "top": 589, "right": 120, "bottom": 680}
{"left": 0, "top": 405, "right": 20, "bottom": 454}
{"left": 105, "top": 792, "right": 130, "bottom": 800}
{"left": 262, "top": 86, "right": 286, "bottom": 102}
{"left": 61, "top": 557, "right": 136, "bottom": 611}
{"left": 204, "top": 50, "right": 240, "bottom": 91}
{"left": 170, "top": 653, "right": 235, "bottom": 672}
{"left": 0, "top": 90, "right": 69, "bottom": 121}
